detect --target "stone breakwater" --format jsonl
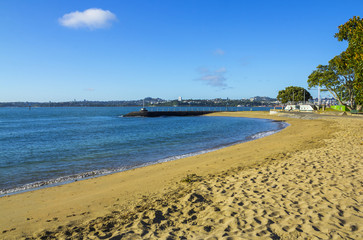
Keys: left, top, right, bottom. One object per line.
{"left": 123, "top": 110, "right": 216, "bottom": 117}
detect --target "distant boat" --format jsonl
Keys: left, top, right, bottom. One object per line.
{"left": 141, "top": 99, "right": 148, "bottom": 112}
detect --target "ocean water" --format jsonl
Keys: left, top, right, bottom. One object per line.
{"left": 0, "top": 107, "right": 286, "bottom": 195}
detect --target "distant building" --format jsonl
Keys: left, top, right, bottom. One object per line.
{"left": 178, "top": 96, "right": 182, "bottom": 102}
{"left": 249, "top": 96, "right": 276, "bottom": 102}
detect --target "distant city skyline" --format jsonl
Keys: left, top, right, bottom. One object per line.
{"left": 0, "top": 0, "right": 361, "bottom": 102}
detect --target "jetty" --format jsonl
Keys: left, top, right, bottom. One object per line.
{"left": 123, "top": 108, "right": 215, "bottom": 117}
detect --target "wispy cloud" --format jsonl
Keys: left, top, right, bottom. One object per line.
{"left": 59, "top": 8, "right": 117, "bottom": 30}
{"left": 196, "top": 67, "right": 229, "bottom": 89}
{"left": 215, "top": 67, "right": 226, "bottom": 73}
{"left": 213, "top": 49, "right": 225, "bottom": 56}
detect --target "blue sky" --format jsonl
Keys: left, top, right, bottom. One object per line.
{"left": 0, "top": 0, "right": 361, "bottom": 102}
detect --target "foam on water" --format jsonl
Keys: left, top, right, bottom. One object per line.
{"left": 248, "top": 121, "right": 289, "bottom": 140}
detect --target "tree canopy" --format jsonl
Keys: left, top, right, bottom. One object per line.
{"left": 307, "top": 62, "right": 355, "bottom": 109}
{"left": 308, "top": 16, "right": 362, "bottom": 110}
{"left": 277, "top": 86, "right": 312, "bottom": 104}
{"left": 334, "top": 16, "right": 363, "bottom": 80}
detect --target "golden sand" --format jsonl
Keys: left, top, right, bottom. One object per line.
{"left": 0, "top": 111, "right": 362, "bottom": 239}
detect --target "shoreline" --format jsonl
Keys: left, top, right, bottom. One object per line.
{"left": 0, "top": 116, "right": 287, "bottom": 197}
{"left": 1, "top": 111, "right": 362, "bottom": 239}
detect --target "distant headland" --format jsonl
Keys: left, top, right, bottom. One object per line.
{"left": 0, "top": 96, "right": 280, "bottom": 108}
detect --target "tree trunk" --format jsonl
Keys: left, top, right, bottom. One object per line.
{"left": 327, "top": 88, "right": 351, "bottom": 110}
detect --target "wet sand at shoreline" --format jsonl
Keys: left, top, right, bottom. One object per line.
{"left": 0, "top": 111, "right": 362, "bottom": 239}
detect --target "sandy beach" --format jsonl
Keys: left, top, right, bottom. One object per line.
{"left": 0, "top": 111, "right": 362, "bottom": 239}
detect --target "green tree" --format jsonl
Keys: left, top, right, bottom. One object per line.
{"left": 334, "top": 16, "right": 363, "bottom": 109}
{"left": 308, "top": 16, "right": 363, "bottom": 110}
{"left": 307, "top": 62, "right": 355, "bottom": 110}
{"left": 277, "top": 86, "right": 312, "bottom": 104}
{"left": 334, "top": 16, "right": 363, "bottom": 80}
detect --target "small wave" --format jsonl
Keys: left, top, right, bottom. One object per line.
{"left": 0, "top": 167, "right": 127, "bottom": 196}
{"left": 248, "top": 122, "right": 289, "bottom": 140}
{"left": 155, "top": 149, "right": 215, "bottom": 164}
{"left": 249, "top": 130, "right": 277, "bottom": 139}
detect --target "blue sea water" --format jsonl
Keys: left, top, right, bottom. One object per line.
{"left": 0, "top": 107, "right": 286, "bottom": 195}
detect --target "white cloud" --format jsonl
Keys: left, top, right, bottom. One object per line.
{"left": 196, "top": 67, "right": 229, "bottom": 88}
{"left": 59, "top": 8, "right": 117, "bottom": 29}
